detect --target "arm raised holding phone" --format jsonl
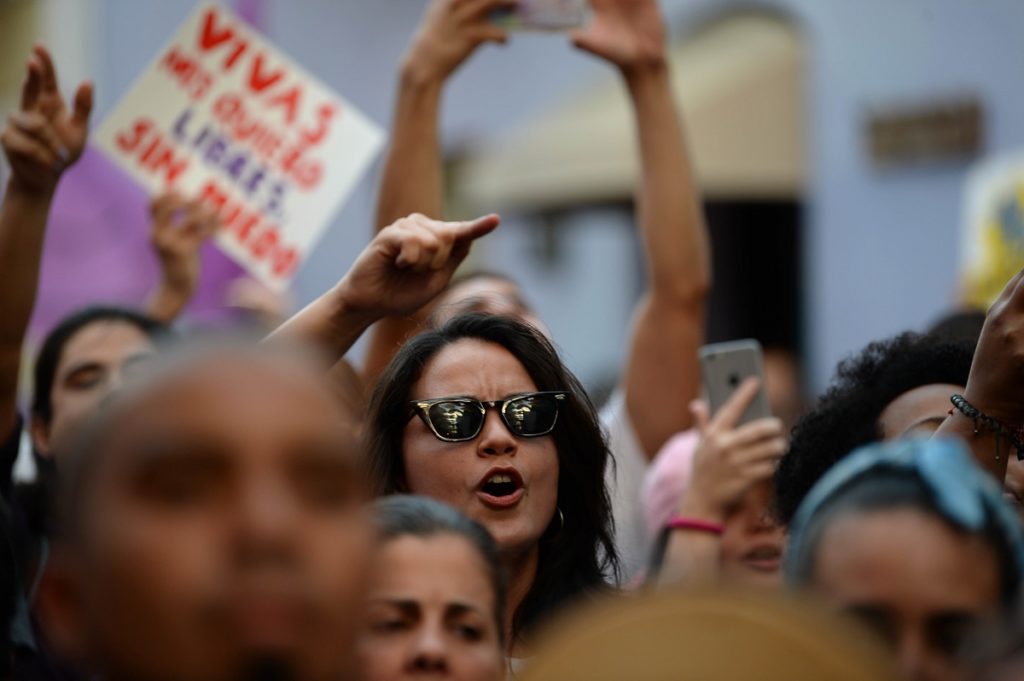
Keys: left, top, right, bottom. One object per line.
{"left": 573, "top": 0, "right": 711, "bottom": 458}
{"left": 362, "top": 0, "right": 514, "bottom": 383}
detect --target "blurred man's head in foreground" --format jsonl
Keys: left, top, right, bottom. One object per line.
{"left": 37, "top": 341, "right": 372, "bottom": 681}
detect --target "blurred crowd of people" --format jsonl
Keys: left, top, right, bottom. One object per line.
{"left": 3, "top": 1, "right": 1024, "bottom": 680}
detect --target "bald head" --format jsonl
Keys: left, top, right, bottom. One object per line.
{"left": 43, "top": 341, "right": 371, "bottom": 681}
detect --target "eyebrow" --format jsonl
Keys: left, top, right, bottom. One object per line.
{"left": 417, "top": 392, "right": 540, "bottom": 403}
{"left": 368, "top": 597, "right": 485, "bottom": 617}
{"left": 124, "top": 434, "right": 228, "bottom": 469}
{"left": 60, "top": 360, "right": 104, "bottom": 379}
{"left": 61, "top": 350, "right": 156, "bottom": 379}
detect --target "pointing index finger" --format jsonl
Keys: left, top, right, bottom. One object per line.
{"left": 34, "top": 45, "right": 59, "bottom": 95}
{"left": 20, "top": 57, "right": 42, "bottom": 111}
{"left": 451, "top": 214, "right": 501, "bottom": 242}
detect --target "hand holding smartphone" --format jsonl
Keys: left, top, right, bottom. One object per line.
{"left": 491, "top": 0, "right": 589, "bottom": 31}
{"left": 699, "top": 340, "right": 772, "bottom": 426}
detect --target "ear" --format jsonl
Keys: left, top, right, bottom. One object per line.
{"left": 29, "top": 413, "right": 52, "bottom": 459}
{"left": 35, "top": 548, "right": 90, "bottom": 665}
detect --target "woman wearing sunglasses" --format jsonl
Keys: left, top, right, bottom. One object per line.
{"left": 365, "top": 313, "right": 618, "bottom": 660}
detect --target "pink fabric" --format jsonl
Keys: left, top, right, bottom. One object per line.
{"left": 642, "top": 429, "right": 699, "bottom": 543}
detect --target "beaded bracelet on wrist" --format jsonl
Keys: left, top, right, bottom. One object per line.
{"left": 949, "top": 394, "right": 1024, "bottom": 462}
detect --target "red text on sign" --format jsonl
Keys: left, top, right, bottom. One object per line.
{"left": 198, "top": 179, "right": 300, "bottom": 280}
{"left": 115, "top": 118, "right": 191, "bottom": 186}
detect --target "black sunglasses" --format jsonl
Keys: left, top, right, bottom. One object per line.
{"left": 410, "top": 391, "right": 568, "bottom": 442}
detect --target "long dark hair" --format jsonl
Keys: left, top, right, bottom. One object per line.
{"left": 372, "top": 496, "right": 507, "bottom": 645}
{"left": 365, "top": 314, "right": 618, "bottom": 640}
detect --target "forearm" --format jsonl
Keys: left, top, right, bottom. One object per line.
{"left": 624, "top": 62, "right": 710, "bottom": 301}
{"left": 650, "top": 493, "right": 724, "bottom": 587}
{"left": 144, "top": 279, "right": 193, "bottom": 324}
{"left": 0, "top": 181, "right": 53, "bottom": 435}
{"left": 619, "top": 63, "right": 709, "bottom": 456}
{"left": 652, "top": 530, "right": 721, "bottom": 587}
{"left": 363, "top": 67, "right": 446, "bottom": 383}
{"left": 376, "top": 66, "right": 445, "bottom": 228}
{"left": 267, "top": 287, "right": 380, "bottom": 366}
{"left": 0, "top": 181, "right": 51, "bottom": 347}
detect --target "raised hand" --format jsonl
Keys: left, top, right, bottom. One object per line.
{"left": 335, "top": 213, "right": 500, "bottom": 320}
{"left": 150, "top": 193, "right": 219, "bottom": 293}
{"left": 961, "top": 268, "right": 1024, "bottom": 425}
{"left": 570, "top": 0, "right": 667, "bottom": 72}
{"left": 1, "top": 45, "right": 93, "bottom": 195}
{"left": 679, "top": 379, "right": 787, "bottom": 523}
{"left": 403, "top": 0, "right": 516, "bottom": 84}
{"left": 144, "top": 192, "right": 220, "bottom": 323}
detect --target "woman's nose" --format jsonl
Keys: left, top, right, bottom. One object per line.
{"left": 477, "top": 410, "right": 517, "bottom": 458}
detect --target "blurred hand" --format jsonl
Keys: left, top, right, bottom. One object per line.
{"left": 403, "top": 0, "right": 515, "bottom": 84}
{"left": 679, "top": 379, "right": 787, "bottom": 523}
{"left": 1, "top": 45, "right": 93, "bottom": 196}
{"left": 226, "top": 277, "right": 292, "bottom": 331}
{"left": 150, "top": 192, "right": 219, "bottom": 296}
{"left": 963, "top": 268, "right": 1024, "bottom": 424}
{"left": 571, "top": 0, "right": 667, "bottom": 71}
{"left": 335, "top": 213, "right": 500, "bottom": 319}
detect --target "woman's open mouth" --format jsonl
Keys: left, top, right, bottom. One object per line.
{"left": 742, "top": 545, "right": 783, "bottom": 573}
{"left": 477, "top": 468, "right": 525, "bottom": 509}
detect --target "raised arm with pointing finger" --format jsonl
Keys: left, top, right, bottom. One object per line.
{"left": 0, "top": 45, "right": 92, "bottom": 459}
{"left": 269, "top": 212, "right": 501, "bottom": 361}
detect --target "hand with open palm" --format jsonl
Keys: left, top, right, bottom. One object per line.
{"left": 571, "top": 0, "right": 667, "bottom": 72}
{"left": 1, "top": 45, "right": 93, "bottom": 196}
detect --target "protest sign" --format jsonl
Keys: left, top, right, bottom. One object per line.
{"left": 93, "top": 3, "right": 384, "bottom": 290}
{"left": 961, "top": 150, "right": 1024, "bottom": 308}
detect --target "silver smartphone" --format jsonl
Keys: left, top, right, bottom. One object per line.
{"left": 491, "top": 0, "right": 588, "bottom": 31}
{"left": 699, "top": 340, "right": 772, "bottom": 425}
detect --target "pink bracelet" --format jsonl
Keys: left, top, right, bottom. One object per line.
{"left": 665, "top": 516, "right": 725, "bottom": 536}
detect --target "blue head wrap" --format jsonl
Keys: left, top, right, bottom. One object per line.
{"left": 785, "top": 437, "right": 1024, "bottom": 597}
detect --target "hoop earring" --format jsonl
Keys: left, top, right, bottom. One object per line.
{"left": 557, "top": 507, "right": 565, "bottom": 532}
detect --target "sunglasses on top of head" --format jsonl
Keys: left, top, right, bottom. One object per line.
{"left": 409, "top": 391, "right": 568, "bottom": 442}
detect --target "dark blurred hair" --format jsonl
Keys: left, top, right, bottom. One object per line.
{"left": 364, "top": 314, "right": 618, "bottom": 641}
{"left": 31, "top": 306, "right": 166, "bottom": 426}
{"left": 0, "top": 501, "right": 15, "bottom": 678}
{"left": 928, "top": 308, "right": 986, "bottom": 348}
{"left": 372, "top": 496, "right": 507, "bottom": 644}
{"left": 788, "top": 471, "right": 1021, "bottom": 606}
{"left": 774, "top": 332, "right": 974, "bottom": 525}
{"left": 429, "top": 270, "right": 533, "bottom": 328}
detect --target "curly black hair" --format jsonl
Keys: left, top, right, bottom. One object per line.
{"left": 774, "top": 332, "right": 975, "bottom": 525}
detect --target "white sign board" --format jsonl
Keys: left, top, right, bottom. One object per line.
{"left": 93, "top": 3, "right": 384, "bottom": 290}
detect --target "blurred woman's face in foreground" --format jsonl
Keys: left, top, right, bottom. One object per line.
{"left": 358, "top": 534, "right": 504, "bottom": 681}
